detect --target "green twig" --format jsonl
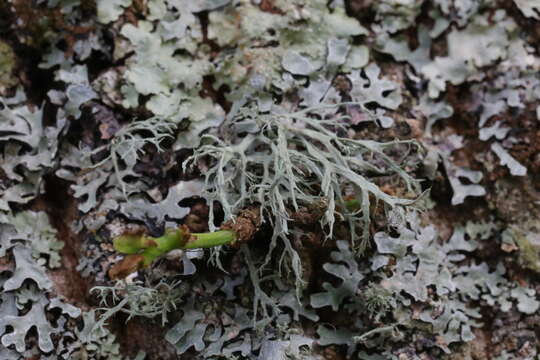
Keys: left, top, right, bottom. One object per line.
{"left": 113, "top": 227, "right": 236, "bottom": 267}
{"left": 114, "top": 198, "right": 359, "bottom": 270}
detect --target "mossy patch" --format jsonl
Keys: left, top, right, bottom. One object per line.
{"left": 513, "top": 227, "right": 540, "bottom": 273}
{"left": 0, "top": 40, "right": 16, "bottom": 90}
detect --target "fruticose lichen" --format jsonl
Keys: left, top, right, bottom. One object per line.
{"left": 2, "top": 0, "right": 540, "bottom": 359}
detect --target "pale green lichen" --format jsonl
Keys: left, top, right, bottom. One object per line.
{"left": 185, "top": 100, "right": 422, "bottom": 300}
{"left": 3, "top": 0, "right": 540, "bottom": 359}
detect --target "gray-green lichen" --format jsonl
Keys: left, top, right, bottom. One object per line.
{"left": 1, "top": 0, "right": 540, "bottom": 359}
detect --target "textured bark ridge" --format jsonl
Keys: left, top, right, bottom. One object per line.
{"left": 288, "top": 199, "right": 329, "bottom": 225}
{"left": 221, "top": 206, "right": 262, "bottom": 245}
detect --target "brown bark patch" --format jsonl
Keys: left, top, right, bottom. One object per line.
{"left": 108, "top": 254, "right": 145, "bottom": 280}
{"left": 221, "top": 206, "right": 262, "bottom": 245}
{"left": 288, "top": 199, "right": 328, "bottom": 225}
{"left": 259, "top": 0, "right": 284, "bottom": 15}
{"left": 31, "top": 175, "right": 91, "bottom": 308}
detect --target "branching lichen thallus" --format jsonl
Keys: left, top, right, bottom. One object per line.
{"left": 111, "top": 102, "right": 422, "bottom": 281}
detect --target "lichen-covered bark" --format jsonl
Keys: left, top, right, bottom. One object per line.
{"left": 1, "top": 1, "right": 540, "bottom": 359}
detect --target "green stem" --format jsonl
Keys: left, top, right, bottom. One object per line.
{"left": 113, "top": 227, "right": 237, "bottom": 267}
{"left": 184, "top": 230, "right": 236, "bottom": 249}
